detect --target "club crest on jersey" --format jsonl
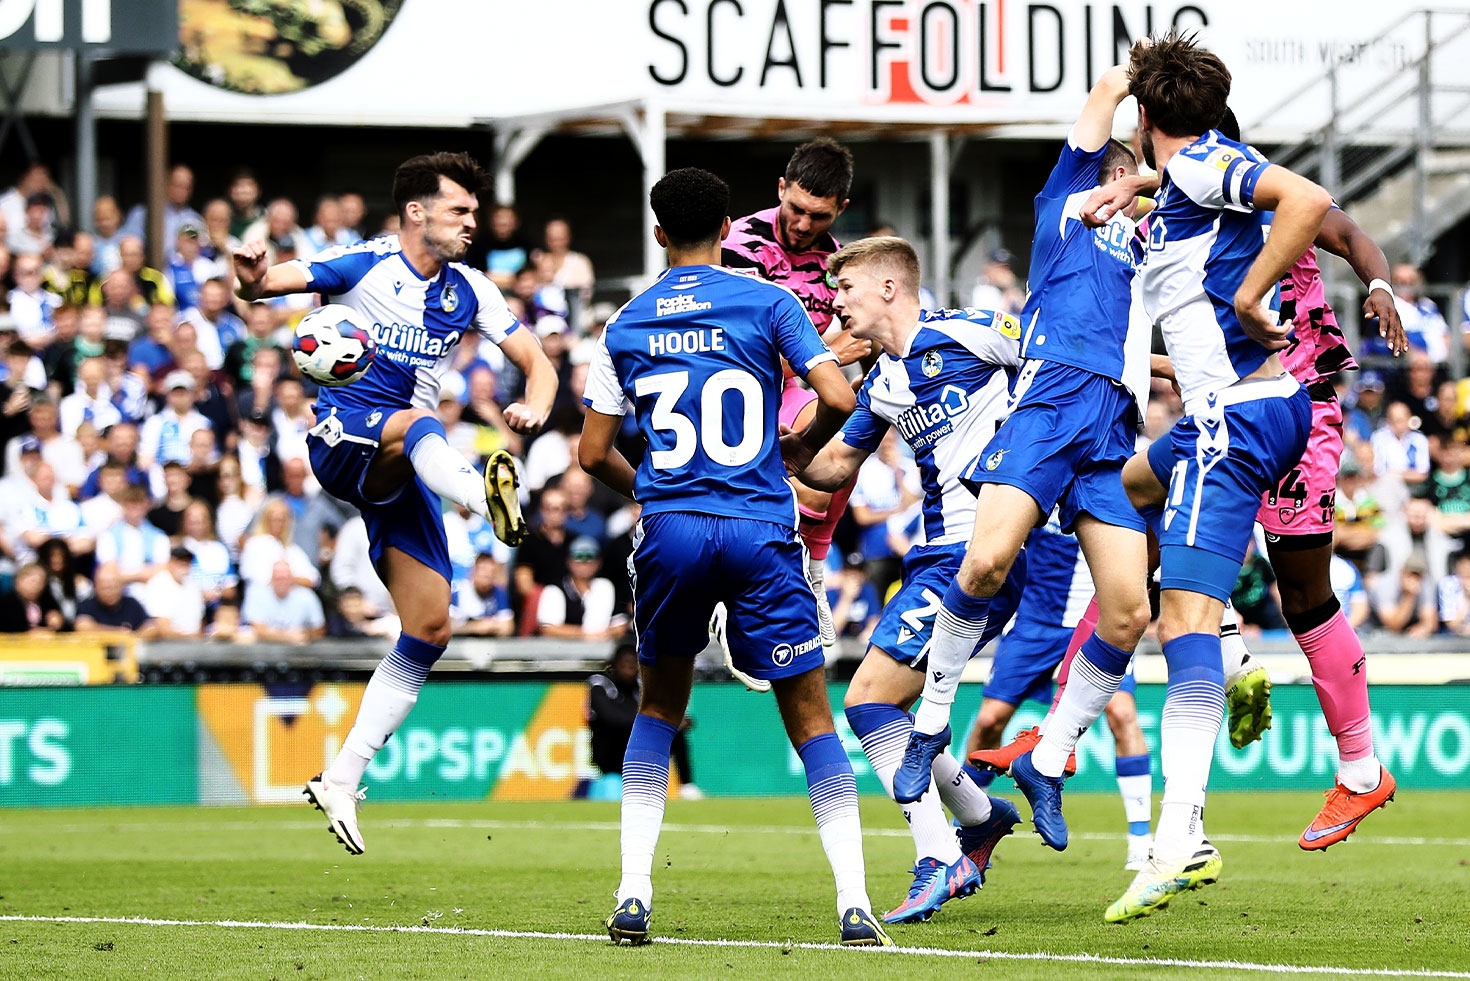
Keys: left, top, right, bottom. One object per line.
{"left": 921, "top": 350, "right": 942, "bottom": 377}
{"left": 441, "top": 283, "right": 458, "bottom": 313}
{"left": 984, "top": 448, "right": 1008, "bottom": 471}
{"left": 824, "top": 270, "right": 837, "bottom": 289}
{"left": 365, "top": 410, "right": 382, "bottom": 427}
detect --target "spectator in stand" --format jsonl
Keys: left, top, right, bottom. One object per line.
{"left": 224, "top": 302, "right": 281, "bottom": 388}
{"left": 327, "top": 585, "right": 383, "bottom": 638}
{"left": 1425, "top": 379, "right": 1470, "bottom": 456}
{"left": 282, "top": 456, "right": 342, "bottom": 565}
{"left": 271, "top": 377, "right": 313, "bottom": 465}
{"left": 79, "top": 459, "right": 126, "bottom": 533}
{"left": 9, "top": 252, "right": 60, "bottom": 346}
{"left": 45, "top": 230, "right": 96, "bottom": 307}
{"left": 182, "top": 279, "right": 246, "bottom": 372}
{"left": 105, "top": 334, "right": 150, "bottom": 422}
{"left": 0, "top": 562, "right": 60, "bottom": 632}
{"left": 138, "top": 371, "right": 212, "bottom": 471}
{"left": 79, "top": 421, "right": 145, "bottom": 499}
{"left": 1329, "top": 553, "right": 1371, "bottom": 629}
{"left": 122, "top": 164, "right": 203, "bottom": 249}
{"left": 969, "top": 248, "right": 1026, "bottom": 315}
{"left": 304, "top": 195, "right": 353, "bottom": 254}
{"left": 128, "top": 303, "right": 177, "bottom": 384}
{"left": 241, "top": 558, "right": 325, "bottom": 643}
{"left": 1380, "top": 264, "right": 1450, "bottom": 365}
{"left": 336, "top": 192, "right": 365, "bottom": 241}
{"left": 243, "top": 198, "right": 312, "bottom": 265}
{"left": 59, "top": 357, "right": 121, "bottom": 437}
{"left": 1372, "top": 401, "right": 1430, "bottom": 486}
{"left": 17, "top": 399, "right": 86, "bottom": 495}
{"left": 1419, "top": 439, "right": 1470, "bottom": 551}
{"left": 236, "top": 408, "right": 277, "bottom": 495}
{"left": 536, "top": 218, "right": 594, "bottom": 317}
{"left": 2, "top": 460, "right": 88, "bottom": 563}
{"left": 451, "top": 552, "right": 514, "bottom": 636}
{"left": 8, "top": 192, "right": 55, "bottom": 256}
{"left": 166, "top": 222, "right": 227, "bottom": 312}
{"left": 1387, "top": 351, "right": 1437, "bottom": 425}
{"left": 0, "top": 164, "right": 64, "bottom": 243}
{"left": 560, "top": 468, "right": 605, "bottom": 544}
{"left": 1375, "top": 554, "right": 1437, "bottom": 637}
{"left": 214, "top": 455, "right": 258, "bottom": 558}
{"left": 436, "top": 390, "right": 479, "bottom": 460}
{"left": 147, "top": 462, "right": 194, "bottom": 539}
{"left": 95, "top": 484, "right": 170, "bottom": 599}
{"left": 141, "top": 544, "right": 205, "bottom": 639}
{"left": 238, "top": 497, "right": 319, "bottom": 592}
{"left": 91, "top": 195, "right": 124, "bottom": 275}
{"left": 329, "top": 514, "right": 392, "bottom": 615}
{"left": 227, "top": 169, "right": 263, "bottom": 241}
{"left": 236, "top": 347, "right": 284, "bottom": 420}
{"left": 474, "top": 204, "right": 531, "bottom": 289}
{"left": 536, "top": 536, "right": 624, "bottom": 640}
{"left": 524, "top": 407, "right": 578, "bottom": 492}
{"left": 850, "top": 430, "right": 919, "bottom": 591}
{"left": 75, "top": 562, "right": 156, "bottom": 634}
{"left": 93, "top": 236, "right": 175, "bottom": 309}
{"left": 1437, "top": 551, "right": 1470, "bottom": 635}
{"left": 827, "top": 551, "right": 881, "bottom": 643}
{"left": 37, "top": 538, "right": 88, "bottom": 631}
{"left": 514, "top": 484, "right": 571, "bottom": 597}
{"left": 201, "top": 198, "right": 237, "bottom": 265}
{"left": 179, "top": 348, "right": 237, "bottom": 447}
{"left": 585, "top": 643, "right": 701, "bottom": 800}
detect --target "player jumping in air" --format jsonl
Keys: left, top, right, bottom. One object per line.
{"left": 579, "top": 167, "right": 890, "bottom": 947}
{"left": 233, "top": 152, "right": 557, "bottom": 855}
{"left": 796, "top": 236, "right": 1026, "bottom": 924}
{"left": 721, "top": 138, "right": 872, "bottom": 664}
{"left": 891, "top": 61, "right": 1156, "bottom": 843}
{"left": 1082, "top": 106, "right": 1407, "bottom": 853}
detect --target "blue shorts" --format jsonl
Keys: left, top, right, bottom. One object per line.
{"left": 987, "top": 617, "right": 1137, "bottom": 707}
{"left": 868, "top": 541, "right": 1026, "bottom": 667}
{"left": 307, "top": 404, "right": 452, "bottom": 585}
{"left": 1147, "top": 379, "right": 1312, "bottom": 602}
{"left": 632, "top": 511, "right": 822, "bottom": 681}
{"left": 962, "top": 361, "right": 1144, "bottom": 533}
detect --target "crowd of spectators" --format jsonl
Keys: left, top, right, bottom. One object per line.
{"left": 6, "top": 155, "right": 1470, "bottom": 649}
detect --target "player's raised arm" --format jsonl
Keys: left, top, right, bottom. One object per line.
{"left": 498, "top": 329, "right": 558, "bottom": 434}
{"left": 1082, "top": 173, "right": 1160, "bottom": 228}
{"left": 233, "top": 240, "right": 310, "bottom": 301}
{"left": 1314, "top": 208, "right": 1408, "bottom": 356}
{"left": 579, "top": 410, "right": 636, "bottom": 500}
{"left": 1072, "top": 63, "right": 1133, "bottom": 152}
{"left": 783, "top": 359, "right": 857, "bottom": 476}
{"left": 1234, "top": 166, "right": 1333, "bottom": 348}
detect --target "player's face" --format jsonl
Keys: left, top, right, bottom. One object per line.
{"left": 776, "top": 179, "right": 845, "bottom": 252}
{"left": 1138, "top": 108, "right": 1158, "bottom": 170}
{"left": 420, "top": 178, "right": 478, "bottom": 263}
{"left": 831, "top": 263, "right": 888, "bottom": 339}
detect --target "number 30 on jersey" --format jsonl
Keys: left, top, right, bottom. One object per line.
{"left": 634, "top": 369, "right": 764, "bottom": 469}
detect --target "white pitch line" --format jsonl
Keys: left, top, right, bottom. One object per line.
{"left": 21, "top": 817, "right": 1470, "bottom": 849}
{"left": 1, "top": 914, "right": 1465, "bottom": 978}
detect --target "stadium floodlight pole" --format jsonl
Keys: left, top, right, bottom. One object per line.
{"left": 929, "top": 129, "right": 950, "bottom": 307}
{"left": 73, "top": 50, "right": 96, "bottom": 235}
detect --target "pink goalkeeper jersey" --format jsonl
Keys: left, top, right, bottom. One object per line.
{"left": 1279, "top": 247, "right": 1359, "bottom": 389}
{"left": 721, "top": 207, "right": 841, "bottom": 333}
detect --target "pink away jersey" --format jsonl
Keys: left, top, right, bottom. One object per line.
{"left": 722, "top": 207, "right": 841, "bottom": 333}
{"left": 1279, "top": 248, "right": 1359, "bottom": 387}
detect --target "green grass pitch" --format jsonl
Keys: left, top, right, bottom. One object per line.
{"left": 2, "top": 791, "right": 1468, "bottom": 979}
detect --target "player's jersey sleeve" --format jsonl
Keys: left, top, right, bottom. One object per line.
{"left": 952, "top": 308, "right": 1024, "bottom": 368}
{"left": 1167, "top": 140, "right": 1272, "bottom": 214}
{"left": 840, "top": 368, "right": 889, "bottom": 451}
{"left": 772, "top": 289, "right": 837, "bottom": 378}
{"left": 290, "top": 238, "right": 392, "bottom": 295}
{"left": 463, "top": 268, "right": 521, "bottom": 343}
{"left": 1039, "top": 128, "right": 1109, "bottom": 199}
{"left": 582, "top": 333, "right": 628, "bottom": 416}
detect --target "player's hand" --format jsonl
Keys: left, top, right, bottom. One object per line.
{"left": 1234, "top": 292, "right": 1291, "bottom": 350}
{"left": 502, "top": 402, "right": 546, "bottom": 435}
{"left": 825, "top": 327, "right": 875, "bottom": 366}
{"left": 1080, "top": 181, "right": 1137, "bottom": 228}
{"left": 233, "top": 241, "right": 269, "bottom": 285}
{"left": 779, "top": 424, "right": 817, "bottom": 476}
{"left": 1364, "top": 289, "right": 1407, "bottom": 357}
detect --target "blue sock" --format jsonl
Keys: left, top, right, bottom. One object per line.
{"left": 616, "top": 714, "right": 679, "bottom": 905}
{"left": 1157, "top": 633, "right": 1225, "bottom": 851}
{"left": 845, "top": 702, "right": 911, "bottom": 802}
{"left": 798, "top": 732, "right": 869, "bottom": 912}
{"left": 332, "top": 632, "right": 446, "bottom": 785}
{"left": 403, "top": 414, "right": 448, "bottom": 455}
{"left": 1080, "top": 633, "right": 1133, "bottom": 674}
{"left": 942, "top": 580, "right": 990, "bottom": 622}
{"left": 378, "top": 632, "right": 444, "bottom": 692}
{"left": 1116, "top": 753, "right": 1153, "bottom": 835}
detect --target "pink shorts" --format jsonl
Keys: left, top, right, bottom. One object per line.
{"left": 779, "top": 378, "right": 818, "bottom": 429}
{"left": 1256, "top": 391, "right": 1341, "bottom": 540}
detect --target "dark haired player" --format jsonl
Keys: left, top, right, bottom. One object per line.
{"left": 234, "top": 151, "right": 557, "bottom": 855}
{"left": 720, "top": 137, "right": 869, "bottom": 663}
{"left": 580, "top": 167, "right": 889, "bottom": 947}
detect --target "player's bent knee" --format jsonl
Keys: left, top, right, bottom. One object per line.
{"left": 958, "top": 548, "right": 1012, "bottom": 596}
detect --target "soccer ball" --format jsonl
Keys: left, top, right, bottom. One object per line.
{"left": 292, "top": 305, "right": 377, "bottom": 386}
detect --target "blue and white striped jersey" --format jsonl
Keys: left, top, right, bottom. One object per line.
{"left": 1140, "top": 131, "right": 1278, "bottom": 406}
{"left": 582, "top": 264, "right": 835, "bottom": 528}
{"left": 841, "top": 308, "right": 1022, "bottom": 546}
{"left": 289, "top": 235, "right": 521, "bottom": 413}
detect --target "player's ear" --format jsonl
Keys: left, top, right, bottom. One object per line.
{"left": 653, "top": 225, "right": 669, "bottom": 249}
{"left": 777, "top": 177, "right": 787, "bottom": 199}
{"left": 836, "top": 198, "right": 850, "bottom": 218}
{"left": 720, "top": 216, "right": 731, "bottom": 241}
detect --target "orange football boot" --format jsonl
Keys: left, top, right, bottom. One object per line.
{"left": 1299, "top": 765, "right": 1396, "bottom": 851}
{"left": 969, "top": 726, "right": 1077, "bottom": 777}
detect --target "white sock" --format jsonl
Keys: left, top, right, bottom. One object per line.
{"left": 932, "top": 753, "right": 993, "bottom": 827}
{"left": 855, "top": 713, "right": 961, "bottom": 863}
{"left": 1154, "top": 801, "right": 1205, "bottom": 864}
{"left": 408, "top": 430, "right": 490, "bottom": 518}
{"left": 1220, "top": 605, "right": 1254, "bottom": 689}
{"left": 328, "top": 641, "right": 436, "bottom": 786}
{"left": 1118, "top": 773, "right": 1153, "bottom": 829}
{"left": 1033, "top": 648, "right": 1124, "bottom": 778}
{"left": 914, "top": 604, "right": 988, "bottom": 735}
{"left": 801, "top": 735, "right": 871, "bottom": 914}
{"left": 1338, "top": 754, "right": 1383, "bottom": 793}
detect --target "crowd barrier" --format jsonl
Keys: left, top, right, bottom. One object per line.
{"left": 1, "top": 681, "right": 1467, "bottom": 807}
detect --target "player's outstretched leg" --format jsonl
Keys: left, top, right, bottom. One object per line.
{"left": 314, "top": 630, "right": 444, "bottom": 854}
{"left": 1221, "top": 604, "right": 1272, "bottom": 749}
{"left": 933, "top": 753, "right": 1020, "bottom": 875}
{"left": 847, "top": 702, "right": 982, "bottom": 924}
{"left": 608, "top": 714, "right": 678, "bottom": 944}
